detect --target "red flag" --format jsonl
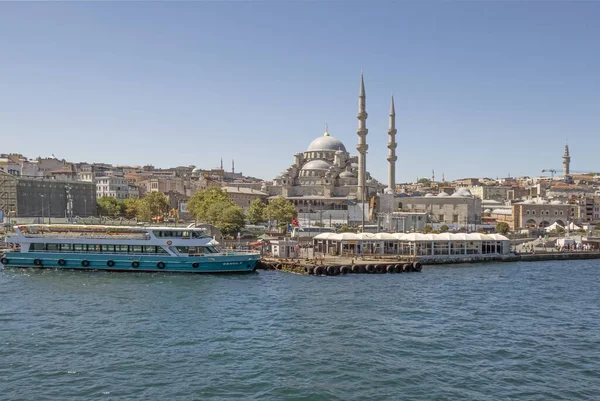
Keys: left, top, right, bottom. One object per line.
{"left": 292, "top": 218, "right": 299, "bottom": 227}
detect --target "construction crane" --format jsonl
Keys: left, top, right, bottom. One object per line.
{"left": 541, "top": 169, "right": 556, "bottom": 180}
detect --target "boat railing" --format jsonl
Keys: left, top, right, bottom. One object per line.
{"left": 22, "top": 233, "right": 151, "bottom": 240}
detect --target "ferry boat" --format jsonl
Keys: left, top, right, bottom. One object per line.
{"left": 0, "top": 224, "right": 260, "bottom": 273}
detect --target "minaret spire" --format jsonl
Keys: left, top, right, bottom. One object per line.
{"left": 356, "top": 72, "right": 369, "bottom": 229}
{"left": 387, "top": 95, "right": 397, "bottom": 192}
{"left": 562, "top": 144, "right": 571, "bottom": 176}
{"left": 220, "top": 158, "right": 223, "bottom": 170}
{"left": 232, "top": 159, "right": 235, "bottom": 174}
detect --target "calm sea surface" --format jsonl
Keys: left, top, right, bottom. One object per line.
{"left": 1, "top": 261, "right": 599, "bottom": 401}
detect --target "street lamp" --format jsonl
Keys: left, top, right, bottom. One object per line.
{"left": 40, "top": 194, "right": 45, "bottom": 224}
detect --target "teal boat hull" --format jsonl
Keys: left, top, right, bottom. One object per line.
{"left": 0, "top": 252, "right": 259, "bottom": 273}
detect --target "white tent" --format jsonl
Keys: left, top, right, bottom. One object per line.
{"left": 567, "top": 222, "right": 581, "bottom": 231}
{"left": 545, "top": 222, "right": 564, "bottom": 232}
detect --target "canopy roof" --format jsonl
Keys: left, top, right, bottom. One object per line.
{"left": 313, "top": 232, "right": 509, "bottom": 241}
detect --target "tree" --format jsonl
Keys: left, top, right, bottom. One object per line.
{"left": 137, "top": 192, "right": 170, "bottom": 222}
{"left": 187, "top": 187, "right": 246, "bottom": 237}
{"left": 218, "top": 203, "right": 246, "bottom": 237}
{"left": 97, "top": 196, "right": 121, "bottom": 218}
{"left": 122, "top": 198, "right": 140, "bottom": 220}
{"left": 418, "top": 178, "right": 431, "bottom": 186}
{"left": 187, "top": 187, "right": 231, "bottom": 223}
{"left": 495, "top": 222, "right": 510, "bottom": 235}
{"left": 423, "top": 225, "right": 433, "bottom": 233}
{"left": 440, "top": 224, "right": 449, "bottom": 233}
{"left": 265, "top": 197, "right": 297, "bottom": 231}
{"left": 246, "top": 199, "right": 267, "bottom": 224}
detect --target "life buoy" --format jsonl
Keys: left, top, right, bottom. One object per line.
{"left": 107, "top": 260, "right": 115, "bottom": 267}
{"left": 58, "top": 259, "right": 66, "bottom": 266}
{"left": 192, "top": 262, "right": 199, "bottom": 268}
{"left": 33, "top": 258, "right": 42, "bottom": 266}
{"left": 81, "top": 260, "right": 90, "bottom": 267}
{"left": 132, "top": 261, "right": 140, "bottom": 268}
{"left": 157, "top": 261, "right": 166, "bottom": 269}
{"left": 166, "top": 240, "right": 172, "bottom": 246}
{"left": 0, "top": 257, "right": 8, "bottom": 265}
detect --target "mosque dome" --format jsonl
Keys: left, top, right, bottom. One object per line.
{"left": 301, "top": 160, "right": 332, "bottom": 171}
{"left": 424, "top": 193, "right": 435, "bottom": 197}
{"left": 437, "top": 191, "right": 449, "bottom": 197}
{"left": 192, "top": 167, "right": 202, "bottom": 173}
{"left": 307, "top": 130, "right": 347, "bottom": 152}
{"left": 339, "top": 170, "right": 355, "bottom": 178}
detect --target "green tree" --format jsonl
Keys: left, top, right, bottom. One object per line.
{"left": 495, "top": 222, "right": 510, "bottom": 235}
{"left": 97, "top": 196, "right": 122, "bottom": 218}
{"left": 423, "top": 225, "right": 433, "bottom": 233}
{"left": 218, "top": 203, "right": 246, "bottom": 237}
{"left": 418, "top": 178, "right": 431, "bottom": 186}
{"left": 122, "top": 198, "right": 140, "bottom": 220}
{"left": 440, "top": 224, "right": 449, "bottom": 233}
{"left": 265, "top": 197, "right": 297, "bottom": 231}
{"left": 246, "top": 199, "right": 267, "bottom": 224}
{"left": 187, "top": 187, "right": 231, "bottom": 223}
{"left": 187, "top": 187, "right": 246, "bottom": 237}
{"left": 137, "top": 192, "right": 170, "bottom": 222}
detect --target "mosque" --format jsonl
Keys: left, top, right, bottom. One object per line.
{"left": 264, "top": 74, "right": 396, "bottom": 218}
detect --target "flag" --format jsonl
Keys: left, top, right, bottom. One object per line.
{"left": 292, "top": 218, "right": 299, "bottom": 227}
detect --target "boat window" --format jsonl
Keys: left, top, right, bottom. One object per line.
{"left": 73, "top": 244, "right": 85, "bottom": 252}
{"left": 206, "top": 246, "right": 218, "bottom": 253}
{"left": 143, "top": 246, "right": 156, "bottom": 253}
{"left": 176, "top": 246, "right": 189, "bottom": 254}
{"left": 130, "top": 245, "right": 143, "bottom": 253}
{"left": 156, "top": 246, "right": 168, "bottom": 254}
{"left": 154, "top": 231, "right": 163, "bottom": 237}
{"left": 116, "top": 245, "right": 129, "bottom": 253}
{"left": 60, "top": 244, "right": 73, "bottom": 251}
{"left": 182, "top": 231, "right": 190, "bottom": 239}
{"left": 102, "top": 245, "right": 115, "bottom": 253}
{"left": 46, "top": 243, "right": 59, "bottom": 251}
{"left": 31, "top": 243, "right": 44, "bottom": 251}
{"left": 192, "top": 231, "right": 201, "bottom": 238}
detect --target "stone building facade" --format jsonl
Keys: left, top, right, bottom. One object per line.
{"left": 512, "top": 200, "right": 575, "bottom": 229}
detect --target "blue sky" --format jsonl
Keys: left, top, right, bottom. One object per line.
{"left": 1, "top": 2, "right": 599, "bottom": 183}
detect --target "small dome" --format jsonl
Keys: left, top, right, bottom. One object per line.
{"left": 550, "top": 200, "right": 563, "bottom": 205}
{"left": 523, "top": 199, "right": 535, "bottom": 204}
{"left": 484, "top": 209, "right": 492, "bottom": 214}
{"left": 437, "top": 191, "right": 449, "bottom": 197}
{"left": 301, "top": 160, "right": 332, "bottom": 171}
{"left": 452, "top": 188, "right": 473, "bottom": 197}
{"left": 339, "top": 171, "right": 355, "bottom": 178}
{"left": 307, "top": 134, "right": 347, "bottom": 152}
{"left": 425, "top": 193, "right": 435, "bottom": 197}
{"left": 192, "top": 167, "right": 202, "bottom": 173}
{"left": 384, "top": 187, "right": 394, "bottom": 194}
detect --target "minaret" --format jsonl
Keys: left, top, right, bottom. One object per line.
{"left": 563, "top": 144, "right": 570, "bottom": 176}
{"left": 232, "top": 159, "right": 235, "bottom": 174}
{"left": 356, "top": 72, "right": 368, "bottom": 202}
{"left": 220, "top": 158, "right": 223, "bottom": 170}
{"left": 387, "top": 95, "right": 397, "bottom": 192}
{"left": 432, "top": 169, "right": 435, "bottom": 182}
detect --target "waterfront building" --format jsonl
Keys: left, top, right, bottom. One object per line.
{"left": 312, "top": 232, "right": 511, "bottom": 258}
{"left": 512, "top": 199, "right": 574, "bottom": 229}
{"left": 379, "top": 187, "right": 482, "bottom": 227}
{"left": 0, "top": 170, "right": 96, "bottom": 218}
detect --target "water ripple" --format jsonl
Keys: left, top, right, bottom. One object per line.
{"left": 1, "top": 260, "right": 599, "bottom": 400}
